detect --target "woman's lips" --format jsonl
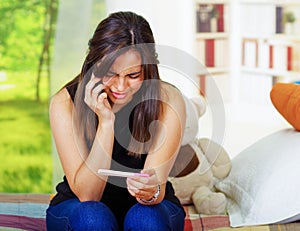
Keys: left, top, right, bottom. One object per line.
{"left": 111, "top": 91, "right": 127, "bottom": 99}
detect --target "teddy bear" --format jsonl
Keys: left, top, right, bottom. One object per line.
{"left": 169, "top": 94, "right": 232, "bottom": 215}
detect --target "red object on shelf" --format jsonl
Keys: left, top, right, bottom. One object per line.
{"left": 199, "top": 74, "right": 206, "bottom": 96}
{"left": 205, "top": 39, "right": 215, "bottom": 67}
{"left": 269, "top": 45, "right": 273, "bottom": 69}
{"left": 287, "top": 46, "right": 292, "bottom": 71}
{"left": 216, "top": 4, "right": 224, "bottom": 32}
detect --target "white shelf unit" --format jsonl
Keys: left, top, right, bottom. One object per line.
{"left": 240, "top": 0, "right": 300, "bottom": 5}
{"left": 237, "top": 0, "right": 300, "bottom": 104}
{"left": 194, "top": 0, "right": 232, "bottom": 102}
{"left": 194, "top": 0, "right": 300, "bottom": 104}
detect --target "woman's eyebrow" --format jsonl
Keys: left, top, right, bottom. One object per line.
{"left": 108, "top": 69, "right": 141, "bottom": 76}
{"left": 128, "top": 70, "right": 141, "bottom": 75}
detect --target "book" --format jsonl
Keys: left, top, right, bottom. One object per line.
{"left": 273, "top": 45, "right": 287, "bottom": 70}
{"left": 291, "top": 43, "right": 300, "bottom": 72}
{"left": 287, "top": 46, "right": 292, "bottom": 71}
{"left": 199, "top": 74, "right": 206, "bottom": 96}
{"left": 269, "top": 45, "right": 273, "bottom": 69}
{"left": 269, "top": 40, "right": 293, "bottom": 71}
{"left": 215, "top": 39, "right": 229, "bottom": 67}
{"left": 205, "top": 39, "right": 215, "bottom": 67}
{"left": 216, "top": 4, "right": 224, "bottom": 32}
{"left": 258, "top": 39, "right": 270, "bottom": 69}
{"left": 197, "top": 38, "right": 229, "bottom": 69}
{"left": 275, "top": 6, "right": 283, "bottom": 34}
{"left": 242, "top": 38, "right": 258, "bottom": 68}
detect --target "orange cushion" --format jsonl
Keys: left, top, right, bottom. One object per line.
{"left": 270, "top": 83, "right": 300, "bottom": 131}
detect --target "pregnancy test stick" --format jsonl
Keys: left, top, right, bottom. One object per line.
{"left": 98, "top": 169, "right": 150, "bottom": 178}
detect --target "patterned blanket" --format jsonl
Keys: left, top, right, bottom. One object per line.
{"left": 183, "top": 206, "right": 300, "bottom": 231}
{"left": 1, "top": 194, "right": 300, "bottom": 231}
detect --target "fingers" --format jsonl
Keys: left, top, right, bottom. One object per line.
{"left": 126, "top": 170, "right": 159, "bottom": 199}
{"left": 86, "top": 76, "right": 104, "bottom": 97}
{"left": 127, "top": 178, "right": 157, "bottom": 199}
{"left": 84, "top": 75, "right": 107, "bottom": 111}
{"left": 93, "top": 83, "right": 106, "bottom": 99}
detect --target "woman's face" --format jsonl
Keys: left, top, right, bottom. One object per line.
{"left": 102, "top": 50, "right": 144, "bottom": 112}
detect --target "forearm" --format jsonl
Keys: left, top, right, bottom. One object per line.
{"left": 72, "top": 121, "right": 114, "bottom": 201}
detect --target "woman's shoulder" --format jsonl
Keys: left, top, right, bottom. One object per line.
{"left": 160, "top": 81, "right": 185, "bottom": 104}
{"left": 51, "top": 87, "right": 71, "bottom": 102}
{"left": 50, "top": 87, "right": 73, "bottom": 113}
{"left": 160, "top": 81, "right": 186, "bottom": 121}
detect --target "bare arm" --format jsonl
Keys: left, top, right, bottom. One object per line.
{"left": 50, "top": 81, "right": 114, "bottom": 201}
{"left": 127, "top": 83, "right": 186, "bottom": 204}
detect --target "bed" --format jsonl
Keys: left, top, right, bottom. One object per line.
{"left": 1, "top": 193, "right": 300, "bottom": 231}
{"left": 2, "top": 83, "right": 300, "bottom": 231}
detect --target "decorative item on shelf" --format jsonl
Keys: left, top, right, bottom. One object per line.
{"left": 196, "top": 4, "right": 211, "bottom": 32}
{"left": 283, "top": 11, "right": 296, "bottom": 35}
{"left": 210, "top": 5, "right": 219, "bottom": 33}
{"left": 196, "top": 3, "right": 225, "bottom": 33}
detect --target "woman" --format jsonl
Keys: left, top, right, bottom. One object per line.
{"left": 46, "top": 11, "right": 186, "bottom": 231}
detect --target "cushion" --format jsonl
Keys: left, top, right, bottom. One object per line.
{"left": 270, "top": 83, "right": 300, "bottom": 131}
{"left": 215, "top": 128, "right": 300, "bottom": 227}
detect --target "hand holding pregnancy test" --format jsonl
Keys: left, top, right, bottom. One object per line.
{"left": 98, "top": 169, "right": 150, "bottom": 178}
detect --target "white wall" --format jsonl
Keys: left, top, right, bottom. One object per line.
{"left": 105, "top": 0, "right": 195, "bottom": 56}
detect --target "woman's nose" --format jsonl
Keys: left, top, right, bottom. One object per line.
{"left": 114, "top": 76, "right": 127, "bottom": 91}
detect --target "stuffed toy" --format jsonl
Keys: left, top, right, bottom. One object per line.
{"left": 170, "top": 95, "right": 232, "bottom": 215}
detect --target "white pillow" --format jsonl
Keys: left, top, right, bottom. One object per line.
{"left": 215, "top": 128, "right": 300, "bottom": 227}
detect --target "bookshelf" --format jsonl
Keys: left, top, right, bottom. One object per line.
{"left": 194, "top": 0, "right": 231, "bottom": 101}
{"left": 194, "top": 0, "right": 300, "bottom": 104}
{"left": 238, "top": 0, "right": 300, "bottom": 104}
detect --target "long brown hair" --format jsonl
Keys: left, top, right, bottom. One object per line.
{"left": 71, "top": 11, "right": 162, "bottom": 156}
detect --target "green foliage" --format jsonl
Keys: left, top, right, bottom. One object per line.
{"left": 0, "top": 70, "right": 49, "bottom": 100}
{"left": 1, "top": 154, "right": 52, "bottom": 193}
{"left": 283, "top": 11, "right": 296, "bottom": 24}
{"left": 210, "top": 5, "right": 219, "bottom": 19}
{"left": 0, "top": 0, "right": 48, "bottom": 71}
{"left": 0, "top": 0, "right": 58, "bottom": 193}
{"left": 0, "top": 71, "right": 52, "bottom": 193}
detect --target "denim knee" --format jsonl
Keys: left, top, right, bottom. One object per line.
{"left": 46, "top": 199, "right": 118, "bottom": 231}
{"left": 70, "top": 201, "right": 118, "bottom": 231}
{"left": 124, "top": 200, "right": 185, "bottom": 231}
{"left": 124, "top": 203, "right": 169, "bottom": 231}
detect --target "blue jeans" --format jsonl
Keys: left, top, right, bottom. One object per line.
{"left": 46, "top": 199, "right": 185, "bottom": 231}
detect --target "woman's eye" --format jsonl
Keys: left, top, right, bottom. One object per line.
{"left": 128, "top": 72, "right": 141, "bottom": 79}
{"left": 129, "top": 74, "right": 140, "bottom": 79}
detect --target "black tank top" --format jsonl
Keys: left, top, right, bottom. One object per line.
{"left": 49, "top": 80, "right": 184, "bottom": 227}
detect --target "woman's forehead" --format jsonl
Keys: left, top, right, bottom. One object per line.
{"left": 109, "top": 50, "right": 142, "bottom": 73}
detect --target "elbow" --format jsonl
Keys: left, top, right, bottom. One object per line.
{"left": 71, "top": 182, "right": 103, "bottom": 202}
